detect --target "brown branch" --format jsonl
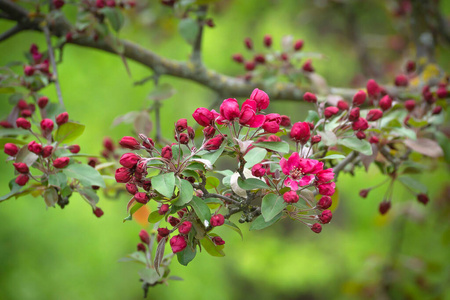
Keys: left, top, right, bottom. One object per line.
{"left": 0, "top": 23, "right": 23, "bottom": 42}
{"left": 332, "top": 151, "right": 358, "bottom": 180}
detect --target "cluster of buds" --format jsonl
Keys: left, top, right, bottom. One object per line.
{"left": 23, "top": 44, "right": 52, "bottom": 84}
{"left": 232, "top": 35, "right": 314, "bottom": 81}
{"left": 54, "top": 0, "right": 136, "bottom": 10}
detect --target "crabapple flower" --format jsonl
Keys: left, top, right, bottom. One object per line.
{"left": 280, "top": 152, "right": 324, "bottom": 191}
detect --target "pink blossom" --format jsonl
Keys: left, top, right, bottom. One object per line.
{"left": 280, "top": 152, "right": 324, "bottom": 190}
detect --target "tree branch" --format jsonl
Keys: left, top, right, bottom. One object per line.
{"left": 191, "top": 5, "right": 207, "bottom": 65}
{"left": 333, "top": 151, "right": 358, "bottom": 180}
{"left": 0, "top": 23, "right": 23, "bottom": 42}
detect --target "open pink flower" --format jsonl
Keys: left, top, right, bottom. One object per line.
{"left": 280, "top": 152, "right": 324, "bottom": 190}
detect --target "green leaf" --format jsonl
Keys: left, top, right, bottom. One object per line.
{"left": 0, "top": 128, "right": 30, "bottom": 137}
{"left": 62, "top": 163, "right": 106, "bottom": 188}
{"left": 0, "top": 181, "right": 24, "bottom": 202}
{"left": 261, "top": 194, "right": 286, "bottom": 222}
{"left": 148, "top": 211, "right": 164, "bottom": 223}
{"left": 224, "top": 219, "right": 243, "bottom": 240}
{"left": 148, "top": 83, "right": 176, "bottom": 101}
{"left": 317, "top": 130, "right": 337, "bottom": 146}
{"left": 152, "top": 172, "right": 175, "bottom": 198}
{"left": 15, "top": 147, "right": 39, "bottom": 167}
{"left": 0, "top": 87, "right": 15, "bottom": 94}
{"left": 190, "top": 196, "right": 211, "bottom": 227}
{"left": 200, "top": 237, "right": 225, "bottom": 257}
{"left": 319, "top": 154, "right": 346, "bottom": 160}
{"left": 173, "top": 179, "right": 193, "bottom": 206}
{"left": 154, "top": 237, "right": 167, "bottom": 276}
{"left": 237, "top": 178, "right": 268, "bottom": 190}
{"left": 205, "top": 177, "right": 220, "bottom": 190}
{"left": 407, "top": 117, "right": 428, "bottom": 128}
{"left": 178, "top": 18, "right": 200, "bottom": 45}
{"left": 391, "top": 127, "right": 416, "bottom": 140}
{"left": 255, "top": 141, "right": 290, "bottom": 153}
{"left": 200, "top": 144, "right": 225, "bottom": 165}
{"left": 100, "top": 7, "right": 124, "bottom": 32}
{"left": 48, "top": 173, "right": 68, "bottom": 189}
{"left": 118, "top": 251, "right": 147, "bottom": 265}
{"left": 249, "top": 213, "right": 282, "bottom": 231}
{"left": 398, "top": 176, "right": 428, "bottom": 194}
{"left": 124, "top": 202, "right": 144, "bottom": 222}
{"left": 55, "top": 122, "right": 85, "bottom": 144}
{"left": 177, "top": 246, "right": 196, "bottom": 266}
{"left": 305, "top": 110, "right": 320, "bottom": 123}
{"left": 43, "top": 188, "right": 58, "bottom": 208}
{"left": 0, "top": 138, "right": 26, "bottom": 149}
{"left": 78, "top": 187, "right": 99, "bottom": 207}
{"left": 338, "top": 137, "right": 373, "bottom": 155}
{"left": 138, "top": 268, "right": 161, "bottom": 285}
{"left": 244, "top": 147, "right": 267, "bottom": 168}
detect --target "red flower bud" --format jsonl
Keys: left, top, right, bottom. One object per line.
{"left": 53, "top": 157, "right": 70, "bottom": 168}
{"left": 379, "top": 201, "right": 391, "bottom": 215}
{"left": 0, "top": 121, "right": 13, "bottom": 128}
{"left": 359, "top": 189, "right": 370, "bottom": 198}
{"left": 210, "top": 214, "right": 225, "bottom": 227}
{"left": 394, "top": 74, "right": 408, "bottom": 87}
{"left": 324, "top": 106, "right": 339, "bottom": 119}
{"left": 96, "top": 0, "right": 105, "bottom": 8}
{"left": 134, "top": 161, "right": 147, "bottom": 181}
{"left": 205, "top": 18, "right": 215, "bottom": 27}
{"left": 28, "top": 141, "right": 42, "bottom": 154}
{"left": 319, "top": 210, "right": 332, "bottom": 224}
{"left": 175, "top": 119, "right": 187, "bottom": 132}
{"left": 176, "top": 133, "right": 189, "bottom": 145}
{"left": 205, "top": 135, "right": 224, "bottom": 151}
{"left": 302, "top": 59, "right": 314, "bottom": 72}
{"left": 178, "top": 221, "right": 192, "bottom": 234}
{"left": 142, "top": 180, "right": 152, "bottom": 191}
{"left": 318, "top": 182, "right": 335, "bottom": 196}
{"left": 263, "top": 34, "right": 272, "bottom": 47}
{"left": 245, "top": 61, "right": 255, "bottom": 71}
{"left": 139, "top": 229, "right": 150, "bottom": 244}
{"left": 40, "top": 119, "right": 54, "bottom": 132}
{"left": 283, "top": 191, "right": 299, "bottom": 204}
{"left": 103, "top": 137, "right": 115, "bottom": 151}
{"left": 42, "top": 145, "right": 53, "bottom": 158}
{"left": 244, "top": 37, "right": 253, "bottom": 50}
{"left": 193, "top": 107, "right": 215, "bottom": 127}
{"left": 20, "top": 110, "right": 32, "bottom": 118}
{"left": 158, "top": 204, "right": 170, "bottom": 215}
{"left": 379, "top": 95, "right": 393, "bottom": 111}
{"left": 405, "top": 60, "right": 415, "bottom": 73}
{"left": 366, "top": 79, "right": 380, "bottom": 97}
{"left": 366, "top": 109, "right": 383, "bottom": 121}
{"left": 137, "top": 243, "right": 146, "bottom": 252}
{"left": 187, "top": 126, "right": 195, "bottom": 140}
{"left": 4, "top": 143, "right": 19, "bottom": 156}
{"left": 316, "top": 168, "right": 334, "bottom": 183}
{"left": 13, "top": 162, "right": 29, "bottom": 174}
{"left": 432, "top": 106, "right": 442, "bottom": 115}
{"left": 280, "top": 115, "right": 291, "bottom": 127}
{"left": 352, "top": 90, "right": 367, "bottom": 106}
{"left": 158, "top": 227, "right": 170, "bottom": 237}
{"left": 254, "top": 54, "right": 265, "bottom": 64}
{"left": 294, "top": 39, "right": 304, "bottom": 51}
{"left": 369, "top": 136, "right": 379, "bottom": 144}
{"left": 311, "top": 135, "right": 321, "bottom": 144}
{"left": 303, "top": 92, "right": 317, "bottom": 103}
{"left": 268, "top": 135, "right": 281, "bottom": 142}
{"left": 168, "top": 216, "right": 180, "bottom": 227}
{"left": 437, "top": 87, "right": 448, "bottom": 99}
{"left": 15, "top": 174, "right": 29, "bottom": 186}
{"left": 119, "top": 153, "right": 140, "bottom": 168}
{"left": 177, "top": 208, "right": 187, "bottom": 218}
{"left": 262, "top": 121, "right": 279, "bottom": 133}
{"left": 54, "top": 112, "right": 68, "bottom": 126}
{"left": 220, "top": 98, "right": 240, "bottom": 121}
{"left": 337, "top": 100, "right": 349, "bottom": 111}
{"left": 119, "top": 136, "right": 141, "bottom": 150}
{"left": 37, "top": 96, "right": 49, "bottom": 109}
{"left": 161, "top": 145, "right": 173, "bottom": 160}
{"left": 404, "top": 100, "right": 415, "bottom": 112}
{"left": 16, "top": 118, "right": 31, "bottom": 130}
{"left": 348, "top": 107, "right": 360, "bottom": 122}
{"left": 250, "top": 88, "right": 270, "bottom": 111}
{"left": 317, "top": 196, "right": 332, "bottom": 210}
{"left": 126, "top": 183, "right": 138, "bottom": 195}
{"left": 212, "top": 236, "right": 225, "bottom": 245}
{"left": 170, "top": 235, "right": 187, "bottom": 253}
{"left": 290, "top": 122, "right": 311, "bottom": 144}
{"left": 17, "top": 99, "right": 28, "bottom": 110}
{"left": 134, "top": 192, "right": 149, "bottom": 204}
{"left": 311, "top": 223, "right": 322, "bottom": 233}
{"left": 68, "top": 144, "right": 80, "bottom": 154}
{"left": 88, "top": 157, "right": 99, "bottom": 168}
{"left": 355, "top": 131, "right": 366, "bottom": 140}
{"left": 417, "top": 193, "right": 429, "bottom": 205}
{"left": 93, "top": 207, "right": 104, "bottom": 218}
{"left": 251, "top": 163, "right": 266, "bottom": 177}
{"left": 52, "top": 0, "right": 65, "bottom": 9}
{"left": 232, "top": 53, "right": 244, "bottom": 63}
{"left": 280, "top": 53, "right": 289, "bottom": 61}
{"left": 352, "top": 117, "right": 369, "bottom": 131}
{"left": 203, "top": 126, "right": 216, "bottom": 139}
{"left": 24, "top": 65, "right": 34, "bottom": 76}
{"left": 115, "top": 167, "right": 132, "bottom": 183}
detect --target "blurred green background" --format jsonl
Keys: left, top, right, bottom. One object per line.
{"left": 0, "top": 0, "right": 449, "bottom": 299}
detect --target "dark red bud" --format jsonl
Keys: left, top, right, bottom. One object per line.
{"left": 417, "top": 193, "right": 429, "bottom": 205}
{"left": 4, "top": 143, "right": 19, "bottom": 156}
{"left": 15, "top": 174, "right": 29, "bottom": 186}
{"left": 13, "top": 162, "right": 29, "bottom": 174}
{"left": 119, "top": 136, "right": 141, "bottom": 150}
{"left": 311, "top": 223, "right": 322, "bottom": 233}
{"left": 134, "top": 192, "right": 150, "bottom": 204}
{"left": 210, "top": 214, "right": 225, "bottom": 227}
{"left": 53, "top": 157, "right": 70, "bottom": 168}
{"left": 56, "top": 112, "right": 69, "bottom": 126}
{"left": 158, "top": 204, "right": 170, "bottom": 215}
{"left": 139, "top": 229, "right": 150, "bottom": 244}
{"left": 126, "top": 183, "right": 138, "bottom": 195}
{"left": 93, "top": 207, "right": 104, "bottom": 218}
{"left": 379, "top": 201, "right": 391, "bottom": 215}
{"left": 37, "top": 96, "right": 49, "bottom": 109}
{"left": 16, "top": 118, "right": 31, "bottom": 130}
{"left": 303, "top": 92, "right": 317, "bottom": 103}
{"left": 212, "top": 236, "right": 225, "bottom": 245}
{"left": 319, "top": 210, "right": 332, "bottom": 224}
